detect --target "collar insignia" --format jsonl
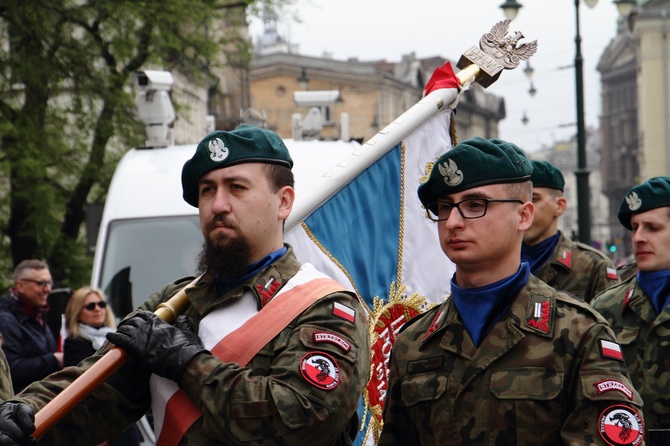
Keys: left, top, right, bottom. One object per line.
{"left": 526, "top": 294, "right": 552, "bottom": 334}
{"left": 256, "top": 276, "right": 281, "bottom": 307}
{"left": 558, "top": 250, "right": 572, "bottom": 268}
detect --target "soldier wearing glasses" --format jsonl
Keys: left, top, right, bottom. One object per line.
{"left": 0, "top": 260, "right": 62, "bottom": 393}
{"left": 378, "top": 137, "right": 645, "bottom": 445}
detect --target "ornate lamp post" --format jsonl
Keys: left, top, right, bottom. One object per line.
{"left": 500, "top": 0, "right": 598, "bottom": 245}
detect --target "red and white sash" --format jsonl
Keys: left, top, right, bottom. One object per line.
{"left": 149, "top": 263, "right": 346, "bottom": 446}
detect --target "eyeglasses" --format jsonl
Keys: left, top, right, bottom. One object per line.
{"left": 19, "top": 278, "right": 53, "bottom": 288}
{"left": 426, "top": 198, "right": 524, "bottom": 221}
{"left": 83, "top": 301, "right": 107, "bottom": 311}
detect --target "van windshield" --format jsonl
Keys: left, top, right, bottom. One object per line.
{"left": 98, "top": 215, "right": 202, "bottom": 319}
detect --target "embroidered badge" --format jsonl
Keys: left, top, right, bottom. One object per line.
{"left": 424, "top": 310, "right": 445, "bottom": 340}
{"left": 438, "top": 158, "right": 463, "bottom": 187}
{"left": 598, "top": 405, "right": 644, "bottom": 446}
{"left": 558, "top": 250, "right": 572, "bottom": 268}
{"left": 600, "top": 339, "right": 624, "bottom": 361}
{"left": 332, "top": 302, "right": 356, "bottom": 323}
{"left": 625, "top": 191, "right": 642, "bottom": 212}
{"left": 255, "top": 276, "right": 281, "bottom": 307}
{"left": 623, "top": 289, "right": 634, "bottom": 309}
{"left": 300, "top": 352, "right": 340, "bottom": 390}
{"left": 594, "top": 380, "right": 634, "bottom": 400}
{"left": 407, "top": 356, "right": 444, "bottom": 374}
{"left": 526, "top": 295, "right": 551, "bottom": 334}
{"left": 313, "top": 332, "right": 351, "bottom": 352}
{"left": 208, "top": 137, "right": 229, "bottom": 162}
{"left": 607, "top": 268, "right": 618, "bottom": 280}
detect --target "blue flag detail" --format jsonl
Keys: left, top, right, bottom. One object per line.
{"left": 303, "top": 146, "right": 402, "bottom": 308}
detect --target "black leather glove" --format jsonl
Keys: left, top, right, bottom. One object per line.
{"left": 106, "top": 311, "right": 207, "bottom": 384}
{"left": 0, "top": 402, "right": 36, "bottom": 445}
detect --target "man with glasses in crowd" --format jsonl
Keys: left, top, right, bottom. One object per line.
{"left": 378, "top": 137, "right": 645, "bottom": 445}
{"left": 0, "top": 260, "right": 62, "bottom": 393}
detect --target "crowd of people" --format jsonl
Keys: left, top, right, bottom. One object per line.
{"left": 0, "top": 125, "right": 667, "bottom": 445}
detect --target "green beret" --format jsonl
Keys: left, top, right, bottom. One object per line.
{"left": 417, "top": 136, "right": 532, "bottom": 206}
{"left": 618, "top": 176, "right": 670, "bottom": 230}
{"left": 530, "top": 160, "right": 564, "bottom": 191}
{"left": 181, "top": 125, "right": 293, "bottom": 207}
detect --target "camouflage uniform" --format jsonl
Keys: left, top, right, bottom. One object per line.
{"left": 0, "top": 349, "right": 12, "bottom": 401}
{"left": 15, "top": 247, "right": 370, "bottom": 445}
{"left": 533, "top": 231, "right": 619, "bottom": 303}
{"left": 592, "top": 276, "right": 670, "bottom": 432}
{"left": 379, "top": 274, "right": 644, "bottom": 446}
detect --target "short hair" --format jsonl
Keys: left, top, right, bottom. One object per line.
{"left": 13, "top": 259, "right": 49, "bottom": 283}
{"left": 505, "top": 181, "right": 533, "bottom": 202}
{"left": 64, "top": 287, "right": 116, "bottom": 338}
{"left": 264, "top": 163, "right": 294, "bottom": 191}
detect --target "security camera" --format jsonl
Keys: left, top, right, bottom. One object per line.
{"left": 131, "top": 70, "right": 176, "bottom": 148}
{"left": 131, "top": 70, "right": 174, "bottom": 92}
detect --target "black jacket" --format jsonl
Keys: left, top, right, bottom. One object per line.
{"left": 0, "top": 294, "right": 59, "bottom": 393}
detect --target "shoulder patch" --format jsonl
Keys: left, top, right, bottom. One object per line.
{"left": 313, "top": 331, "right": 351, "bottom": 352}
{"left": 332, "top": 302, "right": 356, "bottom": 323}
{"left": 300, "top": 351, "right": 340, "bottom": 390}
{"left": 598, "top": 404, "right": 644, "bottom": 445}
{"left": 599, "top": 338, "right": 624, "bottom": 361}
{"left": 526, "top": 294, "right": 553, "bottom": 334}
{"left": 594, "top": 380, "right": 634, "bottom": 400}
{"left": 607, "top": 268, "right": 619, "bottom": 280}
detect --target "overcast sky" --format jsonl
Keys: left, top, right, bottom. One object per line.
{"left": 249, "top": 0, "right": 622, "bottom": 153}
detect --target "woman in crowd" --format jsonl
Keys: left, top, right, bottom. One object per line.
{"left": 63, "top": 287, "right": 116, "bottom": 367}
{"left": 63, "top": 287, "right": 141, "bottom": 445}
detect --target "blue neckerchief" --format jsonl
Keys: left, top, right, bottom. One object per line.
{"left": 451, "top": 261, "right": 530, "bottom": 347}
{"left": 521, "top": 232, "right": 560, "bottom": 275}
{"left": 636, "top": 269, "right": 670, "bottom": 315}
{"left": 214, "top": 246, "right": 288, "bottom": 296}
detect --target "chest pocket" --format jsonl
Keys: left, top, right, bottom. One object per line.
{"left": 400, "top": 370, "right": 448, "bottom": 407}
{"left": 490, "top": 367, "right": 564, "bottom": 445}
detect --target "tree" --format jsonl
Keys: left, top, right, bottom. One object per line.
{"left": 0, "top": 0, "right": 260, "bottom": 288}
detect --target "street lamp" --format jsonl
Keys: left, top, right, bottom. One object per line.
{"left": 297, "top": 68, "right": 310, "bottom": 90}
{"left": 500, "top": 0, "right": 598, "bottom": 245}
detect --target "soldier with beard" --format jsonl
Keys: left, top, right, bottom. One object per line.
{"left": 0, "top": 125, "right": 371, "bottom": 445}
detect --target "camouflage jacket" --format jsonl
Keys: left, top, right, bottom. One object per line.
{"left": 592, "top": 276, "right": 670, "bottom": 431}
{"left": 533, "top": 231, "right": 619, "bottom": 303}
{"left": 15, "top": 247, "right": 371, "bottom": 445}
{"left": 379, "top": 274, "right": 644, "bottom": 446}
{"left": 0, "top": 349, "right": 12, "bottom": 401}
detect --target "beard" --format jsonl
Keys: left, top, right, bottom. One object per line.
{"left": 197, "top": 216, "right": 253, "bottom": 280}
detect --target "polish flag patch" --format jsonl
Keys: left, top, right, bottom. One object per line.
{"left": 332, "top": 302, "right": 355, "bottom": 323}
{"left": 607, "top": 268, "right": 618, "bottom": 280}
{"left": 600, "top": 339, "right": 624, "bottom": 361}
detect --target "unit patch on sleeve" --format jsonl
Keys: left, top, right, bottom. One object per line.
{"left": 594, "top": 380, "right": 634, "bottom": 400}
{"left": 313, "top": 331, "right": 351, "bottom": 352}
{"left": 607, "top": 268, "right": 618, "bottom": 280}
{"left": 332, "top": 302, "right": 356, "bottom": 323}
{"left": 598, "top": 405, "right": 644, "bottom": 446}
{"left": 599, "top": 339, "right": 624, "bottom": 361}
{"left": 300, "top": 352, "right": 340, "bottom": 390}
